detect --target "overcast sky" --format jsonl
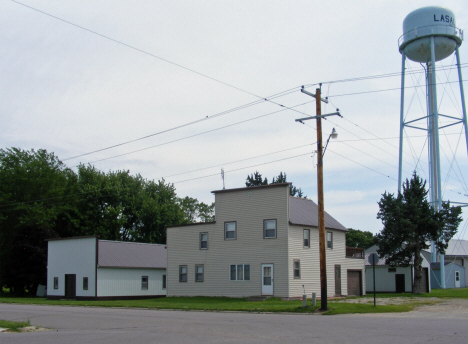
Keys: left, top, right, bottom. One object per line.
{"left": 2, "top": 0, "right": 468, "bottom": 240}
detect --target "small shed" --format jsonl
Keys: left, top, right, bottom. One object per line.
{"left": 365, "top": 245, "right": 431, "bottom": 293}
{"left": 430, "top": 262, "right": 466, "bottom": 289}
{"left": 47, "top": 236, "right": 167, "bottom": 300}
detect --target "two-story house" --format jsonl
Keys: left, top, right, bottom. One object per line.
{"left": 167, "top": 183, "right": 365, "bottom": 298}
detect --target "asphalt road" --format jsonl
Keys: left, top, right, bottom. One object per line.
{"left": 0, "top": 303, "right": 467, "bottom": 344}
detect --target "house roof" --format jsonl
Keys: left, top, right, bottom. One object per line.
{"left": 445, "top": 239, "right": 468, "bottom": 257}
{"left": 98, "top": 240, "right": 167, "bottom": 269}
{"left": 211, "top": 182, "right": 290, "bottom": 194}
{"left": 288, "top": 196, "right": 347, "bottom": 231}
{"left": 430, "top": 262, "right": 458, "bottom": 270}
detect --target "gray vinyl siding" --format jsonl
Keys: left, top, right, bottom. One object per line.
{"left": 167, "top": 185, "right": 290, "bottom": 297}
{"left": 288, "top": 225, "right": 365, "bottom": 297}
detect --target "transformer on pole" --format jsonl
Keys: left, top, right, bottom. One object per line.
{"left": 398, "top": 6, "right": 468, "bottom": 289}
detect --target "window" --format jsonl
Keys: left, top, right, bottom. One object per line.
{"left": 327, "top": 231, "right": 333, "bottom": 249}
{"left": 225, "top": 222, "right": 236, "bottom": 240}
{"left": 456, "top": 271, "right": 460, "bottom": 282}
{"left": 162, "top": 274, "right": 167, "bottom": 289}
{"left": 230, "top": 264, "right": 250, "bottom": 281}
{"left": 388, "top": 268, "right": 396, "bottom": 273}
{"left": 54, "top": 277, "right": 58, "bottom": 289}
{"left": 293, "top": 260, "right": 301, "bottom": 279}
{"left": 264, "top": 219, "right": 277, "bottom": 238}
{"left": 142, "top": 276, "right": 148, "bottom": 290}
{"left": 303, "top": 229, "right": 310, "bottom": 248}
{"left": 195, "top": 265, "right": 204, "bottom": 282}
{"left": 200, "top": 232, "right": 208, "bottom": 249}
{"left": 179, "top": 265, "right": 187, "bottom": 282}
{"left": 83, "top": 277, "right": 88, "bottom": 290}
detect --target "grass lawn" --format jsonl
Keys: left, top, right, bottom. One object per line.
{"left": 0, "top": 319, "right": 30, "bottom": 332}
{"left": 364, "top": 287, "right": 468, "bottom": 299}
{"left": 1, "top": 288, "right": 465, "bottom": 315}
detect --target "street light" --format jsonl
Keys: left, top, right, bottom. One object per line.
{"left": 296, "top": 87, "right": 341, "bottom": 311}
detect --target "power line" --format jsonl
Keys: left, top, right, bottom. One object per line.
{"left": 64, "top": 87, "right": 301, "bottom": 161}
{"left": 83, "top": 100, "right": 313, "bottom": 165}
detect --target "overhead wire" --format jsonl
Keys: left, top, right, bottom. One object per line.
{"left": 83, "top": 100, "right": 314, "bottom": 165}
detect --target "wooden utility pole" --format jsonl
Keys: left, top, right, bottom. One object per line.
{"left": 296, "top": 86, "right": 341, "bottom": 311}
{"left": 315, "top": 87, "right": 327, "bottom": 311}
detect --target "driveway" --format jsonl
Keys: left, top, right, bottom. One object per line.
{"left": 0, "top": 302, "right": 467, "bottom": 344}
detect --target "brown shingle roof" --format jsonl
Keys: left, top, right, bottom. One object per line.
{"left": 288, "top": 196, "right": 347, "bottom": 231}
{"left": 98, "top": 240, "right": 166, "bottom": 269}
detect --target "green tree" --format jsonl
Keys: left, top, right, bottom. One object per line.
{"left": 180, "top": 196, "right": 215, "bottom": 223}
{"left": 245, "top": 171, "right": 268, "bottom": 187}
{"left": 375, "top": 172, "right": 462, "bottom": 294}
{"left": 246, "top": 171, "right": 306, "bottom": 198}
{"left": 0, "top": 148, "right": 78, "bottom": 294}
{"left": 271, "top": 172, "right": 306, "bottom": 198}
{"left": 345, "top": 228, "right": 374, "bottom": 249}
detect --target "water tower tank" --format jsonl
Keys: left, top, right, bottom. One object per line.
{"left": 399, "top": 6, "right": 463, "bottom": 62}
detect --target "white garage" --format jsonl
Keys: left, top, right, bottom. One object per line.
{"left": 46, "top": 236, "right": 167, "bottom": 300}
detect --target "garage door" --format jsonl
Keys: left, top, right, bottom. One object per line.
{"left": 347, "top": 270, "right": 362, "bottom": 296}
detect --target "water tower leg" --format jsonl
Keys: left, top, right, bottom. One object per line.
{"left": 429, "top": 36, "right": 445, "bottom": 289}
{"left": 455, "top": 48, "right": 468, "bottom": 158}
{"left": 398, "top": 52, "right": 406, "bottom": 194}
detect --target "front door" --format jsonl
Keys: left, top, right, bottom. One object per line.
{"left": 335, "top": 265, "right": 341, "bottom": 296}
{"left": 395, "top": 274, "right": 405, "bottom": 293}
{"left": 261, "top": 264, "right": 273, "bottom": 295}
{"left": 455, "top": 271, "right": 461, "bottom": 288}
{"left": 65, "top": 274, "right": 76, "bottom": 298}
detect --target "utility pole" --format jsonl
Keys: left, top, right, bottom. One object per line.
{"left": 315, "top": 87, "right": 327, "bottom": 311}
{"left": 296, "top": 86, "right": 341, "bottom": 311}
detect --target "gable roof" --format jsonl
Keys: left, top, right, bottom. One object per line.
{"left": 445, "top": 239, "right": 468, "bottom": 257}
{"left": 98, "top": 240, "right": 167, "bottom": 269}
{"left": 430, "top": 261, "right": 462, "bottom": 270}
{"left": 288, "top": 196, "right": 347, "bottom": 231}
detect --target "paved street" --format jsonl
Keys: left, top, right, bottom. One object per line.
{"left": 0, "top": 303, "right": 467, "bottom": 344}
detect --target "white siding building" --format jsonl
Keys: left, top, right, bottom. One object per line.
{"left": 167, "top": 183, "right": 365, "bottom": 299}
{"left": 47, "top": 237, "right": 167, "bottom": 300}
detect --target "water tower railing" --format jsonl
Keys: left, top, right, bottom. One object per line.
{"left": 398, "top": 24, "right": 463, "bottom": 47}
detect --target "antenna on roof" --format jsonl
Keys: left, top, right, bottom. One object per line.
{"left": 221, "top": 168, "right": 225, "bottom": 189}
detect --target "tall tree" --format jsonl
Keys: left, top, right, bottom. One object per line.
{"left": 375, "top": 172, "right": 462, "bottom": 294}
{"left": 245, "top": 171, "right": 268, "bottom": 187}
{"left": 0, "top": 148, "right": 78, "bottom": 294}
{"left": 271, "top": 172, "right": 306, "bottom": 198}
{"left": 345, "top": 228, "right": 374, "bottom": 249}
{"left": 180, "top": 196, "right": 215, "bottom": 223}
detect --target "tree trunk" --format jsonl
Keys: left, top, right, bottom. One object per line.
{"left": 412, "top": 245, "right": 423, "bottom": 294}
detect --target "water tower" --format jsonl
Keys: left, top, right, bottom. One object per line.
{"left": 398, "top": 6, "right": 468, "bottom": 289}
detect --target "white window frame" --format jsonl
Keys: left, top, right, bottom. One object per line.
{"left": 230, "top": 264, "right": 250, "bottom": 281}
{"left": 179, "top": 265, "right": 187, "bottom": 282}
{"left": 455, "top": 271, "right": 460, "bottom": 282}
{"left": 327, "top": 231, "right": 333, "bottom": 249}
{"left": 264, "top": 219, "right": 277, "bottom": 239}
{"left": 303, "top": 229, "right": 310, "bottom": 248}
{"left": 225, "top": 222, "right": 237, "bottom": 240}
{"left": 293, "top": 260, "right": 301, "bottom": 279}
{"left": 200, "top": 232, "right": 208, "bottom": 249}
{"left": 142, "top": 276, "right": 148, "bottom": 290}
{"left": 195, "top": 265, "right": 204, "bottom": 282}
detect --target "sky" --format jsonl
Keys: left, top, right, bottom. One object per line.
{"left": 2, "top": 0, "right": 468, "bottom": 240}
